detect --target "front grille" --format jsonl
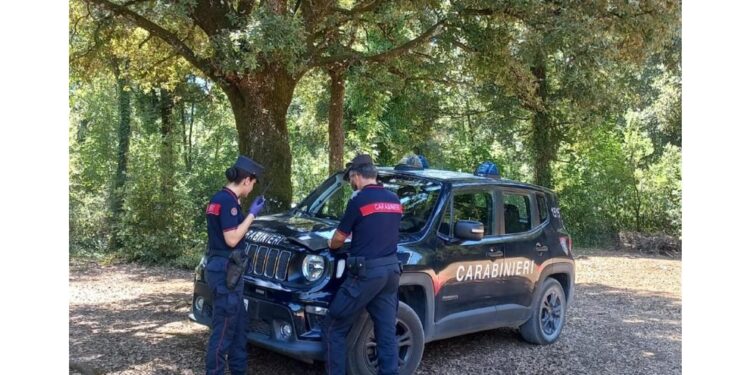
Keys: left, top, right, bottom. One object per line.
{"left": 245, "top": 244, "right": 292, "bottom": 281}
{"left": 249, "top": 319, "right": 272, "bottom": 337}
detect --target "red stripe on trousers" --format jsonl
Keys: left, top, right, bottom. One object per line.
{"left": 214, "top": 317, "right": 228, "bottom": 375}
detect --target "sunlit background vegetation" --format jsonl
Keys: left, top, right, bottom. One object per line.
{"left": 69, "top": 0, "right": 681, "bottom": 267}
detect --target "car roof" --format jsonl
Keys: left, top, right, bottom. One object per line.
{"left": 376, "top": 167, "right": 555, "bottom": 194}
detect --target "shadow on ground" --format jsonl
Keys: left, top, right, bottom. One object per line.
{"left": 70, "top": 273, "right": 680, "bottom": 374}
{"left": 415, "top": 282, "right": 681, "bottom": 375}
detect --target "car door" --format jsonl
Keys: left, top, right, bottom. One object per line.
{"left": 498, "top": 188, "right": 550, "bottom": 308}
{"left": 433, "top": 187, "right": 504, "bottom": 327}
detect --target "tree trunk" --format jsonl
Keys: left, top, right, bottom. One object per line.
{"left": 327, "top": 66, "right": 346, "bottom": 176}
{"left": 530, "top": 57, "right": 556, "bottom": 188}
{"left": 189, "top": 102, "right": 194, "bottom": 170}
{"left": 221, "top": 67, "right": 297, "bottom": 211}
{"left": 109, "top": 63, "right": 131, "bottom": 250}
{"left": 159, "top": 88, "right": 176, "bottom": 193}
{"left": 187, "top": 101, "right": 195, "bottom": 171}
{"left": 179, "top": 99, "right": 195, "bottom": 172}
{"left": 531, "top": 111, "right": 555, "bottom": 188}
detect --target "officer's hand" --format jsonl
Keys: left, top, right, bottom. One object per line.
{"left": 249, "top": 196, "right": 266, "bottom": 217}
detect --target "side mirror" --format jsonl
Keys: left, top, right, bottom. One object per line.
{"left": 454, "top": 220, "right": 484, "bottom": 241}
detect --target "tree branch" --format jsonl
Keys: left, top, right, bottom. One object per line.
{"left": 137, "top": 32, "right": 153, "bottom": 48}
{"left": 333, "top": 0, "right": 385, "bottom": 16}
{"left": 362, "top": 19, "right": 444, "bottom": 63}
{"left": 450, "top": 37, "right": 477, "bottom": 53}
{"left": 144, "top": 51, "right": 179, "bottom": 71}
{"left": 313, "top": 19, "right": 445, "bottom": 66}
{"left": 85, "top": 0, "right": 216, "bottom": 79}
{"left": 191, "top": 0, "right": 239, "bottom": 36}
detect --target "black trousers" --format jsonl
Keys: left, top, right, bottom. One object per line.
{"left": 322, "top": 263, "right": 401, "bottom": 375}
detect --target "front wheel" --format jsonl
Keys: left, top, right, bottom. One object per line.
{"left": 519, "top": 278, "right": 567, "bottom": 345}
{"left": 347, "top": 301, "right": 425, "bottom": 375}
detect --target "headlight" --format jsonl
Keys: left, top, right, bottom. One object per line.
{"left": 195, "top": 256, "right": 207, "bottom": 281}
{"left": 302, "top": 255, "right": 325, "bottom": 282}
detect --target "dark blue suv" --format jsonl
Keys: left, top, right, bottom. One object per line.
{"left": 190, "top": 166, "right": 575, "bottom": 374}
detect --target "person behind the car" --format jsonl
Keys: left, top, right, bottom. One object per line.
{"left": 324, "top": 154, "right": 403, "bottom": 375}
{"left": 204, "top": 155, "right": 265, "bottom": 375}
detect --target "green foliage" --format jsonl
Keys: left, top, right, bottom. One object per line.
{"left": 117, "top": 134, "right": 198, "bottom": 263}
{"left": 287, "top": 71, "right": 330, "bottom": 202}
{"left": 70, "top": 0, "right": 682, "bottom": 263}
{"left": 69, "top": 71, "right": 240, "bottom": 265}
{"left": 554, "top": 122, "right": 634, "bottom": 246}
{"left": 554, "top": 109, "right": 681, "bottom": 247}
{"left": 640, "top": 144, "right": 681, "bottom": 235}
{"left": 69, "top": 76, "right": 119, "bottom": 255}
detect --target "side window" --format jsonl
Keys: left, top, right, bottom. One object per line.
{"left": 537, "top": 193, "right": 548, "bottom": 223}
{"left": 453, "top": 192, "right": 494, "bottom": 235}
{"left": 504, "top": 193, "right": 531, "bottom": 234}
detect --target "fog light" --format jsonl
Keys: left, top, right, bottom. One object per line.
{"left": 280, "top": 322, "right": 292, "bottom": 339}
{"left": 305, "top": 305, "right": 328, "bottom": 315}
{"left": 195, "top": 296, "right": 204, "bottom": 312}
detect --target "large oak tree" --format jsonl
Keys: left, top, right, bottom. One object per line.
{"left": 84, "top": 0, "right": 446, "bottom": 208}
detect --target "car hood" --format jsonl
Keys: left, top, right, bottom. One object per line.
{"left": 246, "top": 213, "right": 339, "bottom": 252}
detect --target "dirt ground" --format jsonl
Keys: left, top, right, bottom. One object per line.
{"left": 69, "top": 248, "right": 681, "bottom": 374}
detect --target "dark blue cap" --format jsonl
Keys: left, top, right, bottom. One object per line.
{"left": 474, "top": 161, "right": 500, "bottom": 177}
{"left": 343, "top": 154, "right": 374, "bottom": 181}
{"left": 234, "top": 155, "right": 264, "bottom": 177}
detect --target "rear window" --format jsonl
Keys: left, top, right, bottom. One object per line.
{"left": 503, "top": 193, "right": 531, "bottom": 234}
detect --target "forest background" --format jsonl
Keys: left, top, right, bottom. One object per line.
{"left": 69, "top": 0, "right": 682, "bottom": 267}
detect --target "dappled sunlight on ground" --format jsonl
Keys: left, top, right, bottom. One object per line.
{"left": 70, "top": 249, "right": 681, "bottom": 374}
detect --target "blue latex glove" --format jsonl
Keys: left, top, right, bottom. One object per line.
{"left": 248, "top": 196, "right": 266, "bottom": 217}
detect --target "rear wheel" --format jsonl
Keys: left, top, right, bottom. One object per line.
{"left": 519, "top": 278, "right": 567, "bottom": 345}
{"left": 347, "top": 301, "right": 425, "bottom": 375}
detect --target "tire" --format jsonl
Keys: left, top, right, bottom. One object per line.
{"left": 519, "top": 278, "right": 567, "bottom": 345}
{"left": 347, "top": 301, "right": 425, "bottom": 375}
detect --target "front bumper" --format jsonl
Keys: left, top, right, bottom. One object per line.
{"left": 190, "top": 280, "right": 326, "bottom": 363}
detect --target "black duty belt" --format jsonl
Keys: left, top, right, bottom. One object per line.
{"left": 346, "top": 255, "right": 400, "bottom": 278}
{"left": 206, "top": 248, "right": 233, "bottom": 258}
{"left": 364, "top": 255, "right": 400, "bottom": 268}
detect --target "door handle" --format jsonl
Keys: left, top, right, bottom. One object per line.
{"left": 535, "top": 243, "right": 549, "bottom": 252}
{"left": 487, "top": 248, "right": 504, "bottom": 258}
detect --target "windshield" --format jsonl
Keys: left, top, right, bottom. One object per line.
{"left": 297, "top": 173, "right": 443, "bottom": 234}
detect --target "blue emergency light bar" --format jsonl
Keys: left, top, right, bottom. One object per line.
{"left": 474, "top": 161, "right": 500, "bottom": 178}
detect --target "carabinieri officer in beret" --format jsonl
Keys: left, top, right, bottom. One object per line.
{"left": 204, "top": 155, "right": 265, "bottom": 375}
{"left": 323, "top": 154, "right": 403, "bottom": 375}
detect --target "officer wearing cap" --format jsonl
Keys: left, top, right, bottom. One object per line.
{"left": 204, "top": 155, "right": 265, "bottom": 375}
{"left": 323, "top": 154, "right": 403, "bottom": 375}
